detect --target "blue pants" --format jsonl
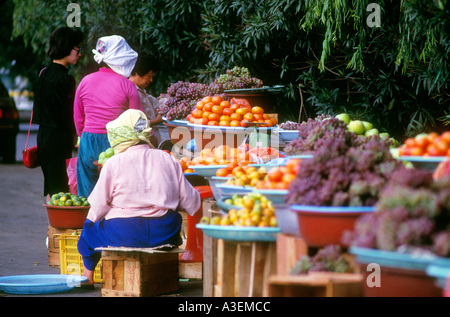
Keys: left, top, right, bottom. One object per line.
{"left": 76, "top": 132, "right": 110, "bottom": 198}
{"left": 77, "top": 211, "right": 182, "bottom": 271}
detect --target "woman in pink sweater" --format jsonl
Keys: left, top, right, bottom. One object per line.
{"left": 77, "top": 110, "right": 201, "bottom": 285}
{"left": 74, "top": 35, "right": 143, "bottom": 197}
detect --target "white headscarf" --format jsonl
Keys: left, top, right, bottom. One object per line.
{"left": 92, "top": 35, "right": 138, "bottom": 78}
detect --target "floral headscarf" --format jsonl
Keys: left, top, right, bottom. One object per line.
{"left": 106, "top": 109, "right": 154, "bottom": 153}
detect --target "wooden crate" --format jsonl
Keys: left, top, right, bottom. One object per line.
{"left": 214, "top": 239, "right": 277, "bottom": 297}
{"left": 276, "top": 233, "right": 308, "bottom": 276}
{"left": 47, "top": 226, "right": 81, "bottom": 267}
{"left": 202, "top": 198, "right": 221, "bottom": 296}
{"left": 97, "top": 247, "right": 183, "bottom": 297}
{"left": 268, "top": 272, "right": 364, "bottom": 297}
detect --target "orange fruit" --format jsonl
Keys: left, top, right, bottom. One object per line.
{"left": 220, "top": 101, "right": 231, "bottom": 108}
{"left": 223, "top": 107, "right": 234, "bottom": 116}
{"left": 219, "top": 120, "right": 229, "bottom": 126}
{"left": 203, "top": 102, "right": 214, "bottom": 112}
{"left": 230, "top": 104, "right": 239, "bottom": 112}
{"left": 216, "top": 168, "right": 229, "bottom": 177}
{"left": 208, "top": 113, "right": 221, "bottom": 122}
{"left": 252, "top": 106, "right": 264, "bottom": 114}
{"left": 230, "top": 113, "right": 242, "bottom": 121}
{"left": 230, "top": 120, "right": 241, "bottom": 127}
{"left": 202, "top": 96, "right": 212, "bottom": 103}
{"left": 196, "top": 101, "right": 204, "bottom": 110}
{"left": 243, "top": 112, "right": 254, "bottom": 121}
{"left": 202, "top": 111, "right": 212, "bottom": 119}
{"left": 253, "top": 113, "right": 264, "bottom": 121}
{"left": 442, "top": 131, "right": 450, "bottom": 143}
{"left": 208, "top": 120, "right": 219, "bottom": 126}
{"left": 236, "top": 107, "right": 249, "bottom": 116}
{"left": 220, "top": 115, "right": 231, "bottom": 122}
{"left": 212, "top": 96, "right": 223, "bottom": 104}
{"left": 212, "top": 105, "right": 223, "bottom": 115}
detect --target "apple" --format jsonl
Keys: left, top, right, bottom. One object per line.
{"left": 348, "top": 120, "right": 365, "bottom": 135}
{"left": 362, "top": 121, "right": 373, "bottom": 131}
{"left": 335, "top": 113, "right": 351, "bottom": 124}
{"left": 379, "top": 132, "right": 390, "bottom": 139}
{"left": 365, "top": 128, "right": 379, "bottom": 136}
{"left": 105, "top": 147, "right": 115, "bottom": 158}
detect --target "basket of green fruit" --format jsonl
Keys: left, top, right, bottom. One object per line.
{"left": 43, "top": 192, "right": 90, "bottom": 229}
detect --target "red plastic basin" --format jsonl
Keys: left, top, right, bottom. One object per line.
{"left": 44, "top": 204, "right": 89, "bottom": 229}
{"left": 290, "top": 205, "right": 374, "bottom": 247}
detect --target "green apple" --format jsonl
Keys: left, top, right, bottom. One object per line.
{"left": 362, "top": 121, "right": 373, "bottom": 131}
{"left": 335, "top": 113, "right": 351, "bottom": 124}
{"left": 348, "top": 120, "right": 365, "bottom": 135}
{"left": 99, "top": 152, "right": 106, "bottom": 160}
{"left": 365, "top": 128, "right": 379, "bottom": 136}
{"left": 105, "top": 147, "right": 115, "bottom": 158}
{"left": 379, "top": 132, "right": 390, "bottom": 139}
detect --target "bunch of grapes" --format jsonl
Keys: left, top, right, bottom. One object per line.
{"left": 285, "top": 117, "right": 403, "bottom": 207}
{"left": 278, "top": 121, "right": 301, "bottom": 130}
{"left": 290, "top": 245, "right": 351, "bottom": 274}
{"left": 158, "top": 81, "right": 211, "bottom": 120}
{"left": 210, "top": 66, "right": 263, "bottom": 91}
{"left": 342, "top": 169, "right": 450, "bottom": 257}
{"left": 158, "top": 67, "right": 263, "bottom": 121}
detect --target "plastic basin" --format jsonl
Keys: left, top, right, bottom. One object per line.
{"left": 290, "top": 205, "right": 374, "bottom": 247}
{"left": 44, "top": 204, "right": 89, "bottom": 229}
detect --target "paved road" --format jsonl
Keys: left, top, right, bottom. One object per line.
{"left": 0, "top": 127, "right": 202, "bottom": 297}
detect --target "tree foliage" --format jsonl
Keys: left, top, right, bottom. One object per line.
{"left": 5, "top": 0, "right": 450, "bottom": 140}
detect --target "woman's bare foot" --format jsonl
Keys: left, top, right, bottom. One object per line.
{"left": 81, "top": 268, "right": 95, "bottom": 287}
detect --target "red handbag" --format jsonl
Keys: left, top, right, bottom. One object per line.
{"left": 22, "top": 111, "right": 39, "bottom": 169}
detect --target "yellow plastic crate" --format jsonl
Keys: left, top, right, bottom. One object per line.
{"left": 56, "top": 233, "right": 102, "bottom": 284}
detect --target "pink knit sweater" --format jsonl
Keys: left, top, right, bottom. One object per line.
{"left": 74, "top": 68, "right": 143, "bottom": 135}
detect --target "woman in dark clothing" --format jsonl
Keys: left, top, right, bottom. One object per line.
{"left": 32, "top": 27, "right": 83, "bottom": 201}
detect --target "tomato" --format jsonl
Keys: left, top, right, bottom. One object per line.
{"left": 442, "top": 131, "right": 450, "bottom": 143}
{"left": 409, "top": 146, "right": 424, "bottom": 156}
{"left": 404, "top": 138, "right": 416, "bottom": 148}
{"left": 435, "top": 138, "right": 449, "bottom": 154}
{"left": 426, "top": 144, "right": 445, "bottom": 156}
{"left": 216, "top": 168, "right": 229, "bottom": 177}
{"left": 252, "top": 106, "right": 264, "bottom": 114}
{"left": 267, "top": 169, "right": 283, "bottom": 182}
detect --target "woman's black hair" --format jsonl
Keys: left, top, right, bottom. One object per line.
{"left": 47, "top": 27, "right": 83, "bottom": 60}
{"left": 130, "top": 51, "right": 161, "bottom": 76}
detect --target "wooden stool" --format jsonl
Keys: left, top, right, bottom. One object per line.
{"left": 95, "top": 246, "right": 185, "bottom": 297}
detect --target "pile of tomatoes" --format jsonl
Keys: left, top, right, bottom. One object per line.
{"left": 186, "top": 95, "right": 277, "bottom": 127}
{"left": 399, "top": 131, "right": 450, "bottom": 156}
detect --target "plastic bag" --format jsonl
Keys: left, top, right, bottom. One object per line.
{"left": 66, "top": 157, "right": 78, "bottom": 195}
{"left": 231, "top": 97, "right": 251, "bottom": 108}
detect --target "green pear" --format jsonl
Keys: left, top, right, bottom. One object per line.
{"left": 335, "top": 113, "right": 351, "bottom": 124}
{"left": 365, "top": 128, "right": 379, "bottom": 136}
{"left": 348, "top": 120, "right": 365, "bottom": 135}
{"left": 362, "top": 121, "right": 373, "bottom": 131}
{"left": 379, "top": 132, "right": 390, "bottom": 139}
{"left": 105, "top": 147, "right": 115, "bottom": 158}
